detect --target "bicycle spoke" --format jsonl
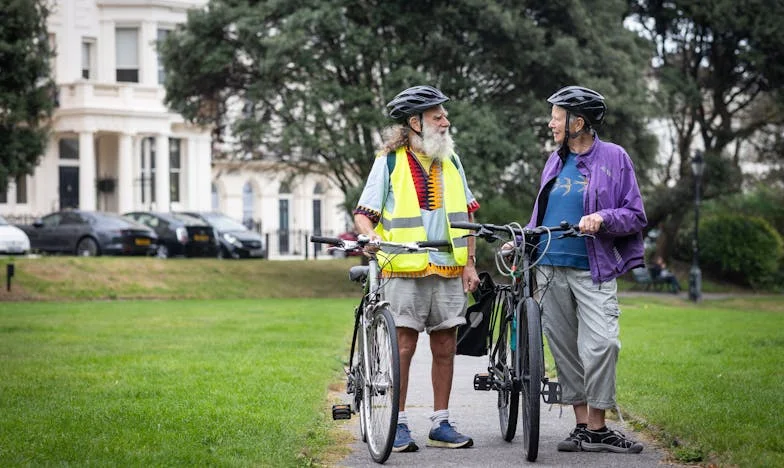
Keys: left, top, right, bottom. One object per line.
{"left": 363, "top": 307, "right": 399, "bottom": 463}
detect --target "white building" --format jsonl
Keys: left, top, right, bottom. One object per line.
{"left": 0, "top": 0, "right": 349, "bottom": 258}
{"left": 211, "top": 160, "right": 350, "bottom": 258}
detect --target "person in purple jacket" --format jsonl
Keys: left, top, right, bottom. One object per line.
{"left": 529, "top": 86, "right": 647, "bottom": 454}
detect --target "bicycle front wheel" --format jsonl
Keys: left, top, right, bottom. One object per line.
{"left": 495, "top": 293, "right": 519, "bottom": 441}
{"left": 519, "top": 297, "right": 543, "bottom": 462}
{"left": 362, "top": 305, "right": 400, "bottom": 463}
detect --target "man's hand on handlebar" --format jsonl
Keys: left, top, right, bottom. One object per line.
{"left": 358, "top": 232, "right": 382, "bottom": 256}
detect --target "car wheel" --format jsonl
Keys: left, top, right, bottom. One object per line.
{"left": 156, "top": 245, "right": 169, "bottom": 259}
{"left": 76, "top": 237, "right": 99, "bottom": 257}
{"left": 218, "top": 246, "right": 230, "bottom": 259}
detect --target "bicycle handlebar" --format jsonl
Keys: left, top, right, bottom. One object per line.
{"left": 309, "top": 235, "right": 450, "bottom": 252}
{"left": 310, "top": 235, "right": 342, "bottom": 245}
{"left": 451, "top": 220, "right": 586, "bottom": 240}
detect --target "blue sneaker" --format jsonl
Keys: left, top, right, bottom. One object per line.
{"left": 392, "top": 423, "right": 418, "bottom": 452}
{"left": 426, "top": 421, "right": 473, "bottom": 448}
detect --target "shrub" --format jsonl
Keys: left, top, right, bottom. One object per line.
{"left": 698, "top": 214, "right": 783, "bottom": 288}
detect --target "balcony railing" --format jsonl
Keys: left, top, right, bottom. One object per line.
{"left": 57, "top": 81, "right": 167, "bottom": 114}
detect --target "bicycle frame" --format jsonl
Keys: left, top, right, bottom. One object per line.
{"left": 454, "top": 220, "right": 588, "bottom": 462}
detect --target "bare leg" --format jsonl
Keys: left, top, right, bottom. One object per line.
{"left": 588, "top": 407, "right": 606, "bottom": 430}
{"left": 397, "top": 327, "right": 419, "bottom": 411}
{"left": 430, "top": 327, "right": 457, "bottom": 410}
{"left": 574, "top": 403, "right": 606, "bottom": 429}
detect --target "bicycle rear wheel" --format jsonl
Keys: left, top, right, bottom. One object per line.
{"left": 362, "top": 305, "right": 400, "bottom": 463}
{"left": 519, "top": 297, "right": 543, "bottom": 462}
{"left": 495, "top": 294, "right": 519, "bottom": 441}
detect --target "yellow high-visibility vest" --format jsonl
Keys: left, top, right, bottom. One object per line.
{"left": 375, "top": 147, "right": 470, "bottom": 272}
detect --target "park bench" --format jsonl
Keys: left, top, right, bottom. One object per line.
{"left": 630, "top": 267, "right": 669, "bottom": 292}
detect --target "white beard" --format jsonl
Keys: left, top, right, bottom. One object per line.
{"left": 420, "top": 125, "right": 455, "bottom": 160}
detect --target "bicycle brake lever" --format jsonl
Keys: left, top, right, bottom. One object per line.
{"left": 557, "top": 230, "right": 595, "bottom": 240}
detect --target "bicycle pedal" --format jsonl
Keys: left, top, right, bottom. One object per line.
{"left": 473, "top": 373, "right": 492, "bottom": 391}
{"left": 541, "top": 380, "right": 562, "bottom": 404}
{"left": 332, "top": 404, "right": 352, "bottom": 420}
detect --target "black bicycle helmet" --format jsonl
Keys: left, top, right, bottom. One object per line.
{"left": 547, "top": 86, "right": 606, "bottom": 126}
{"left": 386, "top": 85, "right": 449, "bottom": 120}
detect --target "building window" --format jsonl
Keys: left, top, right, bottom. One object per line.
{"left": 211, "top": 183, "right": 219, "bottom": 210}
{"left": 312, "top": 199, "right": 322, "bottom": 252}
{"left": 16, "top": 175, "right": 27, "bottom": 204}
{"left": 157, "top": 29, "right": 170, "bottom": 85}
{"left": 243, "top": 182, "right": 254, "bottom": 230}
{"left": 81, "top": 39, "right": 95, "bottom": 79}
{"left": 0, "top": 184, "right": 7, "bottom": 204}
{"left": 59, "top": 138, "right": 79, "bottom": 159}
{"left": 48, "top": 33, "right": 57, "bottom": 79}
{"left": 169, "top": 138, "right": 180, "bottom": 202}
{"left": 279, "top": 199, "right": 290, "bottom": 254}
{"left": 139, "top": 137, "right": 156, "bottom": 205}
{"left": 115, "top": 28, "right": 139, "bottom": 83}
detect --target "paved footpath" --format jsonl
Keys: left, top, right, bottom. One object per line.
{"left": 333, "top": 333, "right": 680, "bottom": 468}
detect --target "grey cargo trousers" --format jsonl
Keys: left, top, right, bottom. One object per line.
{"left": 535, "top": 265, "right": 621, "bottom": 410}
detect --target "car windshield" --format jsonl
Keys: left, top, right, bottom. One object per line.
{"left": 171, "top": 213, "right": 207, "bottom": 225}
{"left": 201, "top": 213, "right": 248, "bottom": 231}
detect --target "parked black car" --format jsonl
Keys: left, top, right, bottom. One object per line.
{"left": 123, "top": 211, "right": 220, "bottom": 259}
{"left": 179, "top": 211, "right": 266, "bottom": 259}
{"left": 18, "top": 210, "right": 157, "bottom": 256}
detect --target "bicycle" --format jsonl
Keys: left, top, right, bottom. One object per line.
{"left": 309, "top": 234, "right": 450, "bottom": 464}
{"left": 451, "top": 220, "right": 591, "bottom": 462}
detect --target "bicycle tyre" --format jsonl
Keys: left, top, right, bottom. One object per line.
{"left": 519, "top": 297, "right": 543, "bottom": 462}
{"left": 496, "top": 293, "right": 519, "bottom": 441}
{"left": 349, "top": 304, "right": 368, "bottom": 443}
{"left": 362, "top": 305, "right": 400, "bottom": 463}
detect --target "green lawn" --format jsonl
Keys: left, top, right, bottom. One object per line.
{"left": 617, "top": 296, "right": 784, "bottom": 467}
{"left": 0, "top": 299, "right": 355, "bottom": 467}
{"left": 1, "top": 257, "right": 782, "bottom": 466}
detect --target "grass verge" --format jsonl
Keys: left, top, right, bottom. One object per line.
{"left": 0, "top": 299, "right": 355, "bottom": 466}
{"left": 617, "top": 296, "right": 784, "bottom": 466}
{"left": 0, "top": 256, "right": 361, "bottom": 301}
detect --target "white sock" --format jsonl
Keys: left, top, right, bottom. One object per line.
{"left": 429, "top": 409, "right": 449, "bottom": 430}
{"left": 398, "top": 411, "right": 408, "bottom": 426}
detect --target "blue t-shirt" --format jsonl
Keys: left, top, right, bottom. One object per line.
{"left": 539, "top": 153, "right": 589, "bottom": 269}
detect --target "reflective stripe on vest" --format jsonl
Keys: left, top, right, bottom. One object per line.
{"left": 375, "top": 147, "right": 470, "bottom": 272}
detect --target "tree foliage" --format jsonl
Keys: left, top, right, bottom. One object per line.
{"left": 628, "top": 0, "right": 784, "bottom": 255}
{"left": 0, "top": 0, "right": 55, "bottom": 191}
{"left": 161, "top": 0, "right": 655, "bottom": 222}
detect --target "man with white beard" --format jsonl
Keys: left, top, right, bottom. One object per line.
{"left": 353, "top": 85, "right": 480, "bottom": 453}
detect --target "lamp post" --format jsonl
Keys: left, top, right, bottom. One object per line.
{"left": 688, "top": 150, "right": 705, "bottom": 302}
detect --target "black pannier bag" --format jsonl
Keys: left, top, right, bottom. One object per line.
{"left": 456, "top": 271, "right": 496, "bottom": 356}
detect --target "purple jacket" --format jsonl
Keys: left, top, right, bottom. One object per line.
{"left": 528, "top": 136, "right": 647, "bottom": 283}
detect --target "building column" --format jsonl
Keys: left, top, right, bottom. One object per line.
{"left": 186, "top": 135, "right": 212, "bottom": 210}
{"left": 78, "top": 131, "right": 96, "bottom": 210}
{"left": 117, "top": 133, "right": 134, "bottom": 213}
{"left": 155, "top": 135, "right": 170, "bottom": 211}
{"left": 195, "top": 135, "right": 213, "bottom": 211}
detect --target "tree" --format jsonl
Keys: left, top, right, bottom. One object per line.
{"left": 161, "top": 0, "right": 655, "bottom": 222}
{"left": 628, "top": 0, "right": 784, "bottom": 256}
{"left": 0, "top": 0, "right": 56, "bottom": 192}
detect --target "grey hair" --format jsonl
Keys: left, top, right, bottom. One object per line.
{"left": 378, "top": 124, "right": 410, "bottom": 155}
